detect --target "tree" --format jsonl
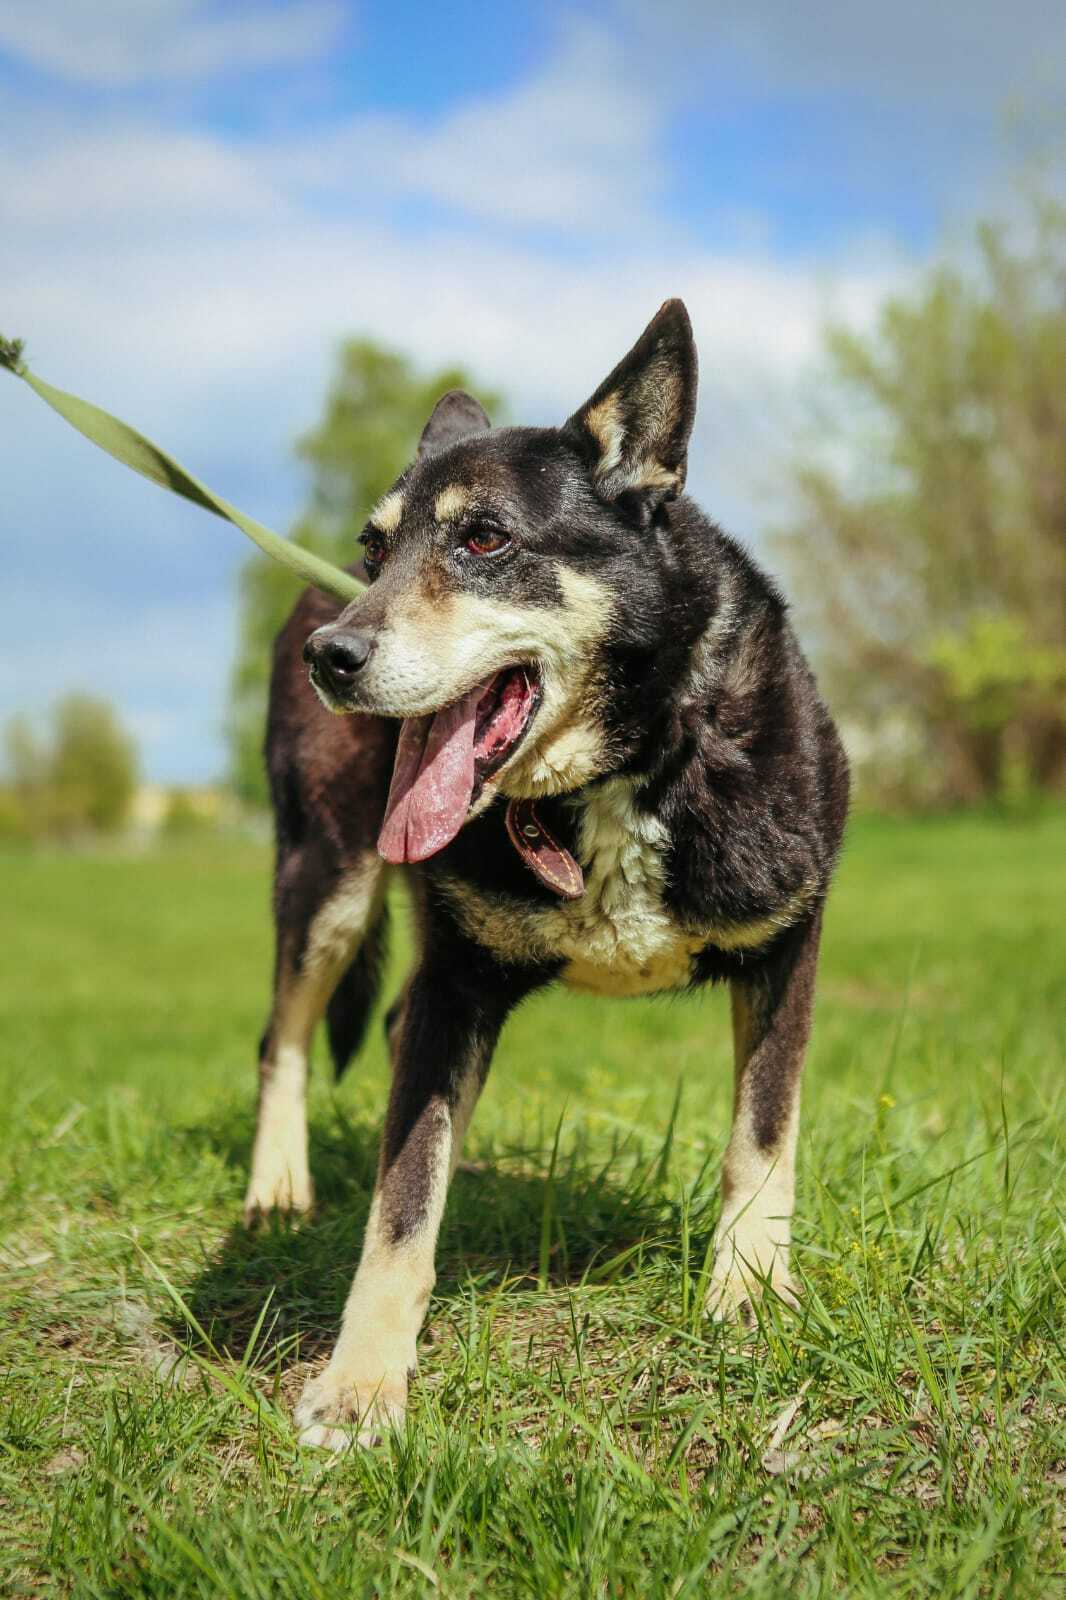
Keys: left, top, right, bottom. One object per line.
{"left": 49, "top": 694, "right": 139, "bottom": 833}
{"left": 228, "top": 341, "right": 502, "bottom": 804}
{"left": 773, "top": 193, "right": 1066, "bottom": 806}
{"left": 1, "top": 714, "right": 43, "bottom": 841}
{"left": 2, "top": 695, "right": 138, "bottom": 837}
{"left": 5, "top": 713, "right": 44, "bottom": 795}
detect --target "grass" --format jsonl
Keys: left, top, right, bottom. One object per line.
{"left": 1, "top": 810, "right": 1064, "bottom": 1597}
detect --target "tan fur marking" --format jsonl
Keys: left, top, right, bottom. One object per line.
{"left": 448, "top": 1063, "right": 483, "bottom": 1178}
{"left": 370, "top": 489, "right": 404, "bottom": 534}
{"left": 295, "top": 1056, "right": 485, "bottom": 1451}
{"left": 302, "top": 860, "right": 383, "bottom": 978}
{"left": 506, "top": 711, "right": 608, "bottom": 800}
{"left": 583, "top": 392, "right": 625, "bottom": 476}
{"left": 584, "top": 370, "right": 684, "bottom": 495}
{"left": 706, "top": 987, "right": 801, "bottom": 1318}
{"left": 244, "top": 858, "right": 384, "bottom": 1223}
{"left": 607, "top": 458, "right": 681, "bottom": 496}
{"left": 562, "top": 944, "right": 700, "bottom": 997}
{"left": 720, "top": 619, "right": 765, "bottom": 700}
{"left": 434, "top": 483, "right": 472, "bottom": 522}
{"left": 244, "top": 983, "right": 318, "bottom": 1219}
{"left": 558, "top": 566, "right": 615, "bottom": 635}
{"left": 688, "top": 574, "right": 740, "bottom": 695}
{"left": 358, "top": 569, "right": 614, "bottom": 798}
{"left": 295, "top": 1150, "right": 449, "bottom": 1449}
{"left": 639, "top": 364, "right": 681, "bottom": 448}
{"left": 705, "top": 885, "right": 815, "bottom": 952}
{"left": 504, "top": 569, "right": 614, "bottom": 797}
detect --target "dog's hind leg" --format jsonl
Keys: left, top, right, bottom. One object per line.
{"left": 294, "top": 943, "right": 542, "bottom": 1450}
{"left": 706, "top": 911, "right": 823, "bottom": 1321}
{"left": 244, "top": 848, "right": 386, "bottom": 1224}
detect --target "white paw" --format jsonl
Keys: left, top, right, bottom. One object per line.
{"left": 705, "top": 1234, "right": 799, "bottom": 1322}
{"left": 242, "top": 1168, "right": 314, "bottom": 1226}
{"left": 294, "top": 1366, "right": 407, "bottom": 1452}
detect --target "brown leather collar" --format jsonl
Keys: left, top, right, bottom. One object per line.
{"left": 505, "top": 797, "right": 585, "bottom": 900}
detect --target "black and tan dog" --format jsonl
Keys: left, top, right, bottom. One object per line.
{"left": 244, "top": 300, "right": 849, "bottom": 1449}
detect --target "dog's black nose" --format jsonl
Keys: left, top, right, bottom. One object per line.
{"left": 324, "top": 634, "right": 372, "bottom": 679}
{"left": 304, "top": 628, "right": 373, "bottom": 685}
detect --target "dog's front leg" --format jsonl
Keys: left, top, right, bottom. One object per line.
{"left": 294, "top": 954, "right": 526, "bottom": 1450}
{"left": 707, "top": 911, "right": 823, "bottom": 1321}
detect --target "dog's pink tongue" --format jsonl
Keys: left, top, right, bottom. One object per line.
{"left": 377, "top": 685, "right": 484, "bottom": 864}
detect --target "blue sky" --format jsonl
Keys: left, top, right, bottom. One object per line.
{"left": 2, "top": 0, "right": 1063, "bottom": 782}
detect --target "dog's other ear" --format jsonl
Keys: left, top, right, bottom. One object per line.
{"left": 565, "top": 299, "right": 697, "bottom": 528}
{"left": 417, "top": 390, "right": 491, "bottom": 459}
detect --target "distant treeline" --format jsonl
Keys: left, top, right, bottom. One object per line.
{"left": 1, "top": 697, "right": 238, "bottom": 844}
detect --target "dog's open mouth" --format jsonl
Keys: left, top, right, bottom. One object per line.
{"left": 377, "top": 666, "right": 540, "bottom": 864}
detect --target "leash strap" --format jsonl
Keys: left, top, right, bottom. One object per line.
{"left": 0, "top": 335, "right": 364, "bottom": 604}
{"left": 505, "top": 797, "right": 585, "bottom": 900}
{"left": 3, "top": 335, "right": 586, "bottom": 902}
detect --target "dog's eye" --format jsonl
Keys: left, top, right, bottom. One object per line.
{"left": 464, "top": 530, "right": 512, "bottom": 558}
{"left": 361, "top": 534, "right": 387, "bottom": 574}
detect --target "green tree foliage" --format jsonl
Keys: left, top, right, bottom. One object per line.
{"left": 2, "top": 695, "right": 138, "bottom": 839}
{"left": 774, "top": 194, "right": 1066, "bottom": 807}
{"left": 229, "top": 341, "right": 502, "bottom": 804}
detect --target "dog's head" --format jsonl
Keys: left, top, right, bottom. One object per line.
{"left": 304, "top": 298, "right": 698, "bottom": 864}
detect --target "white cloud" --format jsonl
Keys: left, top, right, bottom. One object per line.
{"left": 0, "top": 122, "right": 287, "bottom": 226}
{"left": 3, "top": 205, "right": 904, "bottom": 462}
{"left": 626, "top": 0, "right": 1066, "bottom": 109}
{"left": 0, "top": 0, "right": 346, "bottom": 87}
{"left": 0, "top": 19, "right": 660, "bottom": 242}
{"left": 277, "top": 18, "right": 663, "bottom": 231}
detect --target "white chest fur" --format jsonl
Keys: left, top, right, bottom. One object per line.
{"left": 556, "top": 777, "right": 702, "bottom": 994}
{"left": 441, "top": 779, "right": 706, "bottom": 997}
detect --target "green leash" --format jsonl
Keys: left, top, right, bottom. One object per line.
{"left": 0, "top": 335, "right": 364, "bottom": 604}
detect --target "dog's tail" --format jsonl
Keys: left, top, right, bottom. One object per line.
{"left": 326, "top": 898, "right": 389, "bottom": 1080}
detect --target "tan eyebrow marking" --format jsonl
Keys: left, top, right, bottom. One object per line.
{"left": 369, "top": 490, "right": 404, "bottom": 533}
{"left": 434, "top": 484, "right": 472, "bottom": 523}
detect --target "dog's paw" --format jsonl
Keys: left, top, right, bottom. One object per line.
{"left": 242, "top": 1170, "right": 314, "bottom": 1228}
{"left": 705, "top": 1241, "right": 799, "bottom": 1324}
{"left": 294, "top": 1366, "right": 407, "bottom": 1452}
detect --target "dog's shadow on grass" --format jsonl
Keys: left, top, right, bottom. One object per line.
{"left": 173, "top": 1105, "right": 688, "bottom": 1369}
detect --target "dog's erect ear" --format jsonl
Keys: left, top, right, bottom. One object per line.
{"left": 565, "top": 299, "right": 697, "bottom": 527}
{"left": 417, "top": 390, "right": 491, "bottom": 459}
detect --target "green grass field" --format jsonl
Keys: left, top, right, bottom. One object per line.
{"left": 2, "top": 811, "right": 1064, "bottom": 1597}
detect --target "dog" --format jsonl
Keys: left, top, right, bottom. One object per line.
{"left": 242, "top": 300, "right": 849, "bottom": 1449}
